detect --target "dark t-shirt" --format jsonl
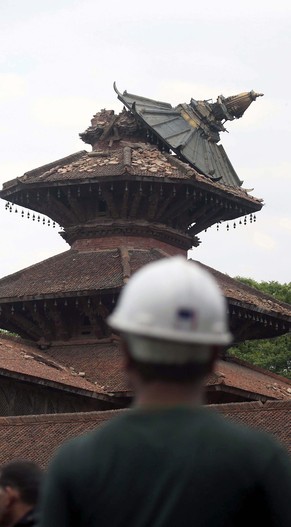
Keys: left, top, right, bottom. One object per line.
{"left": 39, "top": 407, "right": 291, "bottom": 527}
{"left": 16, "top": 510, "right": 37, "bottom": 526}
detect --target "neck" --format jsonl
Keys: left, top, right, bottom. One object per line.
{"left": 133, "top": 380, "right": 204, "bottom": 409}
{"left": 10, "top": 504, "right": 33, "bottom": 527}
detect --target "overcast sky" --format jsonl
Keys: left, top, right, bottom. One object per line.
{"left": 0, "top": 0, "right": 290, "bottom": 283}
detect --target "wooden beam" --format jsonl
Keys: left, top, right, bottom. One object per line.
{"left": 102, "top": 190, "right": 119, "bottom": 219}
{"left": 162, "top": 193, "right": 195, "bottom": 221}
{"left": 44, "top": 193, "right": 78, "bottom": 225}
{"left": 48, "top": 307, "right": 70, "bottom": 340}
{"left": 66, "top": 195, "right": 86, "bottom": 222}
{"left": 129, "top": 192, "right": 142, "bottom": 218}
{"left": 155, "top": 193, "right": 175, "bottom": 220}
{"left": 147, "top": 192, "right": 160, "bottom": 220}
{"left": 1, "top": 308, "right": 42, "bottom": 340}
{"left": 120, "top": 187, "right": 129, "bottom": 217}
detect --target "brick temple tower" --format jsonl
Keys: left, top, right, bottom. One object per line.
{"left": 0, "top": 85, "right": 290, "bottom": 413}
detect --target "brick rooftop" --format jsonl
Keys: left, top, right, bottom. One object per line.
{"left": 0, "top": 401, "right": 288, "bottom": 469}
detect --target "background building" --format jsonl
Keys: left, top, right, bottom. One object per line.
{"left": 0, "top": 86, "right": 290, "bottom": 463}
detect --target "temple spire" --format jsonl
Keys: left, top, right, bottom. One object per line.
{"left": 212, "top": 91, "right": 264, "bottom": 121}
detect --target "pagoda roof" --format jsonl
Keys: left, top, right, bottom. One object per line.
{"left": 114, "top": 83, "right": 263, "bottom": 186}
{"left": 0, "top": 250, "right": 290, "bottom": 329}
{"left": 46, "top": 341, "right": 129, "bottom": 395}
{"left": 1, "top": 142, "right": 262, "bottom": 212}
{"left": 0, "top": 332, "right": 290, "bottom": 423}
{"left": 197, "top": 260, "right": 291, "bottom": 320}
{"left": 0, "top": 248, "right": 124, "bottom": 301}
{"left": 0, "top": 400, "right": 288, "bottom": 468}
{"left": 0, "top": 334, "right": 107, "bottom": 397}
{"left": 208, "top": 356, "right": 291, "bottom": 401}
{"left": 216, "top": 400, "right": 291, "bottom": 450}
{"left": 1, "top": 331, "right": 290, "bottom": 402}
{"left": 46, "top": 341, "right": 291, "bottom": 402}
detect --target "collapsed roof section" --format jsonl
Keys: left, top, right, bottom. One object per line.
{"left": 1, "top": 115, "right": 263, "bottom": 245}
{"left": 113, "top": 83, "right": 263, "bottom": 186}
{"left": 0, "top": 85, "right": 264, "bottom": 244}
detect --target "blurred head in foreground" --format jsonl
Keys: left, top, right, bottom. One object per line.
{"left": 0, "top": 460, "right": 42, "bottom": 527}
{"left": 108, "top": 256, "right": 232, "bottom": 399}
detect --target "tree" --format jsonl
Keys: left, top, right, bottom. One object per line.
{"left": 233, "top": 277, "right": 291, "bottom": 304}
{"left": 228, "top": 278, "right": 291, "bottom": 379}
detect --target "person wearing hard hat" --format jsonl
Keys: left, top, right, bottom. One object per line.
{"left": 38, "top": 257, "right": 291, "bottom": 527}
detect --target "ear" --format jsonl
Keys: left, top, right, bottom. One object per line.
{"left": 3, "top": 485, "right": 20, "bottom": 506}
{"left": 120, "top": 338, "right": 133, "bottom": 372}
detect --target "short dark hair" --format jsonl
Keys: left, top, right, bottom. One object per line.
{"left": 128, "top": 355, "right": 213, "bottom": 383}
{"left": 0, "top": 461, "right": 43, "bottom": 505}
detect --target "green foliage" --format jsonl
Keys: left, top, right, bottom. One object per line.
{"left": 229, "top": 277, "right": 291, "bottom": 379}
{"left": 0, "top": 329, "right": 18, "bottom": 338}
{"left": 235, "top": 277, "right": 291, "bottom": 304}
{"left": 229, "top": 335, "right": 291, "bottom": 379}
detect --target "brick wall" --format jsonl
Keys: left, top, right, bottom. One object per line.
{"left": 72, "top": 236, "right": 186, "bottom": 256}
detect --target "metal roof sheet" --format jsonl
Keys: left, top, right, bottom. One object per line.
{"left": 114, "top": 83, "right": 262, "bottom": 188}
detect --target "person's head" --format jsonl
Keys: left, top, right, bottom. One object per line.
{"left": 0, "top": 461, "right": 43, "bottom": 527}
{"left": 107, "top": 256, "right": 232, "bottom": 388}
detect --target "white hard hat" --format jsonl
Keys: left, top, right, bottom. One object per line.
{"left": 107, "top": 256, "right": 232, "bottom": 352}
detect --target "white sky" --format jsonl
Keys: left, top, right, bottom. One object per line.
{"left": 0, "top": 0, "right": 290, "bottom": 283}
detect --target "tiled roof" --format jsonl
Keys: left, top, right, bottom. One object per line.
{"left": 0, "top": 401, "right": 288, "bottom": 468}
{"left": 1, "top": 143, "right": 262, "bottom": 209}
{"left": 196, "top": 260, "right": 291, "bottom": 319}
{"left": 130, "top": 254, "right": 291, "bottom": 324}
{"left": 45, "top": 342, "right": 291, "bottom": 400}
{"left": 2, "top": 146, "right": 195, "bottom": 186}
{"left": 0, "top": 249, "right": 123, "bottom": 300}
{"left": 0, "top": 247, "right": 167, "bottom": 303}
{"left": 47, "top": 341, "right": 129, "bottom": 393}
{"left": 0, "top": 249, "right": 289, "bottom": 348}
{"left": 0, "top": 330, "right": 289, "bottom": 402}
{"left": 216, "top": 400, "right": 291, "bottom": 450}
{"left": 128, "top": 253, "right": 291, "bottom": 322}
{"left": 0, "top": 249, "right": 289, "bottom": 322}
{"left": 128, "top": 252, "right": 291, "bottom": 322}
{"left": 128, "top": 248, "right": 165, "bottom": 274}
{"left": 209, "top": 357, "right": 291, "bottom": 401}
{"left": 0, "top": 409, "right": 120, "bottom": 468}
{"left": 0, "top": 249, "right": 289, "bottom": 338}
{"left": 0, "top": 335, "right": 106, "bottom": 394}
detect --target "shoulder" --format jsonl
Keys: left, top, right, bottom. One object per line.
{"left": 204, "top": 407, "right": 290, "bottom": 467}
{"left": 205, "top": 406, "right": 277, "bottom": 444}
{"left": 50, "top": 411, "right": 130, "bottom": 462}
{"left": 44, "top": 411, "right": 133, "bottom": 489}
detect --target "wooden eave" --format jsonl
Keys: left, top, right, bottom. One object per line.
{"left": 0, "top": 151, "right": 87, "bottom": 193}
{"left": 1, "top": 175, "right": 262, "bottom": 242}
{"left": 0, "top": 254, "right": 290, "bottom": 341}
{"left": 0, "top": 288, "right": 120, "bottom": 305}
{"left": 228, "top": 299, "right": 290, "bottom": 341}
{"left": 61, "top": 221, "right": 197, "bottom": 250}
{"left": 1, "top": 172, "right": 261, "bottom": 202}
{"left": 229, "top": 297, "right": 291, "bottom": 322}
{"left": 206, "top": 383, "right": 273, "bottom": 403}
{"left": 0, "top": 368, "right": 113, "bottom": 402}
